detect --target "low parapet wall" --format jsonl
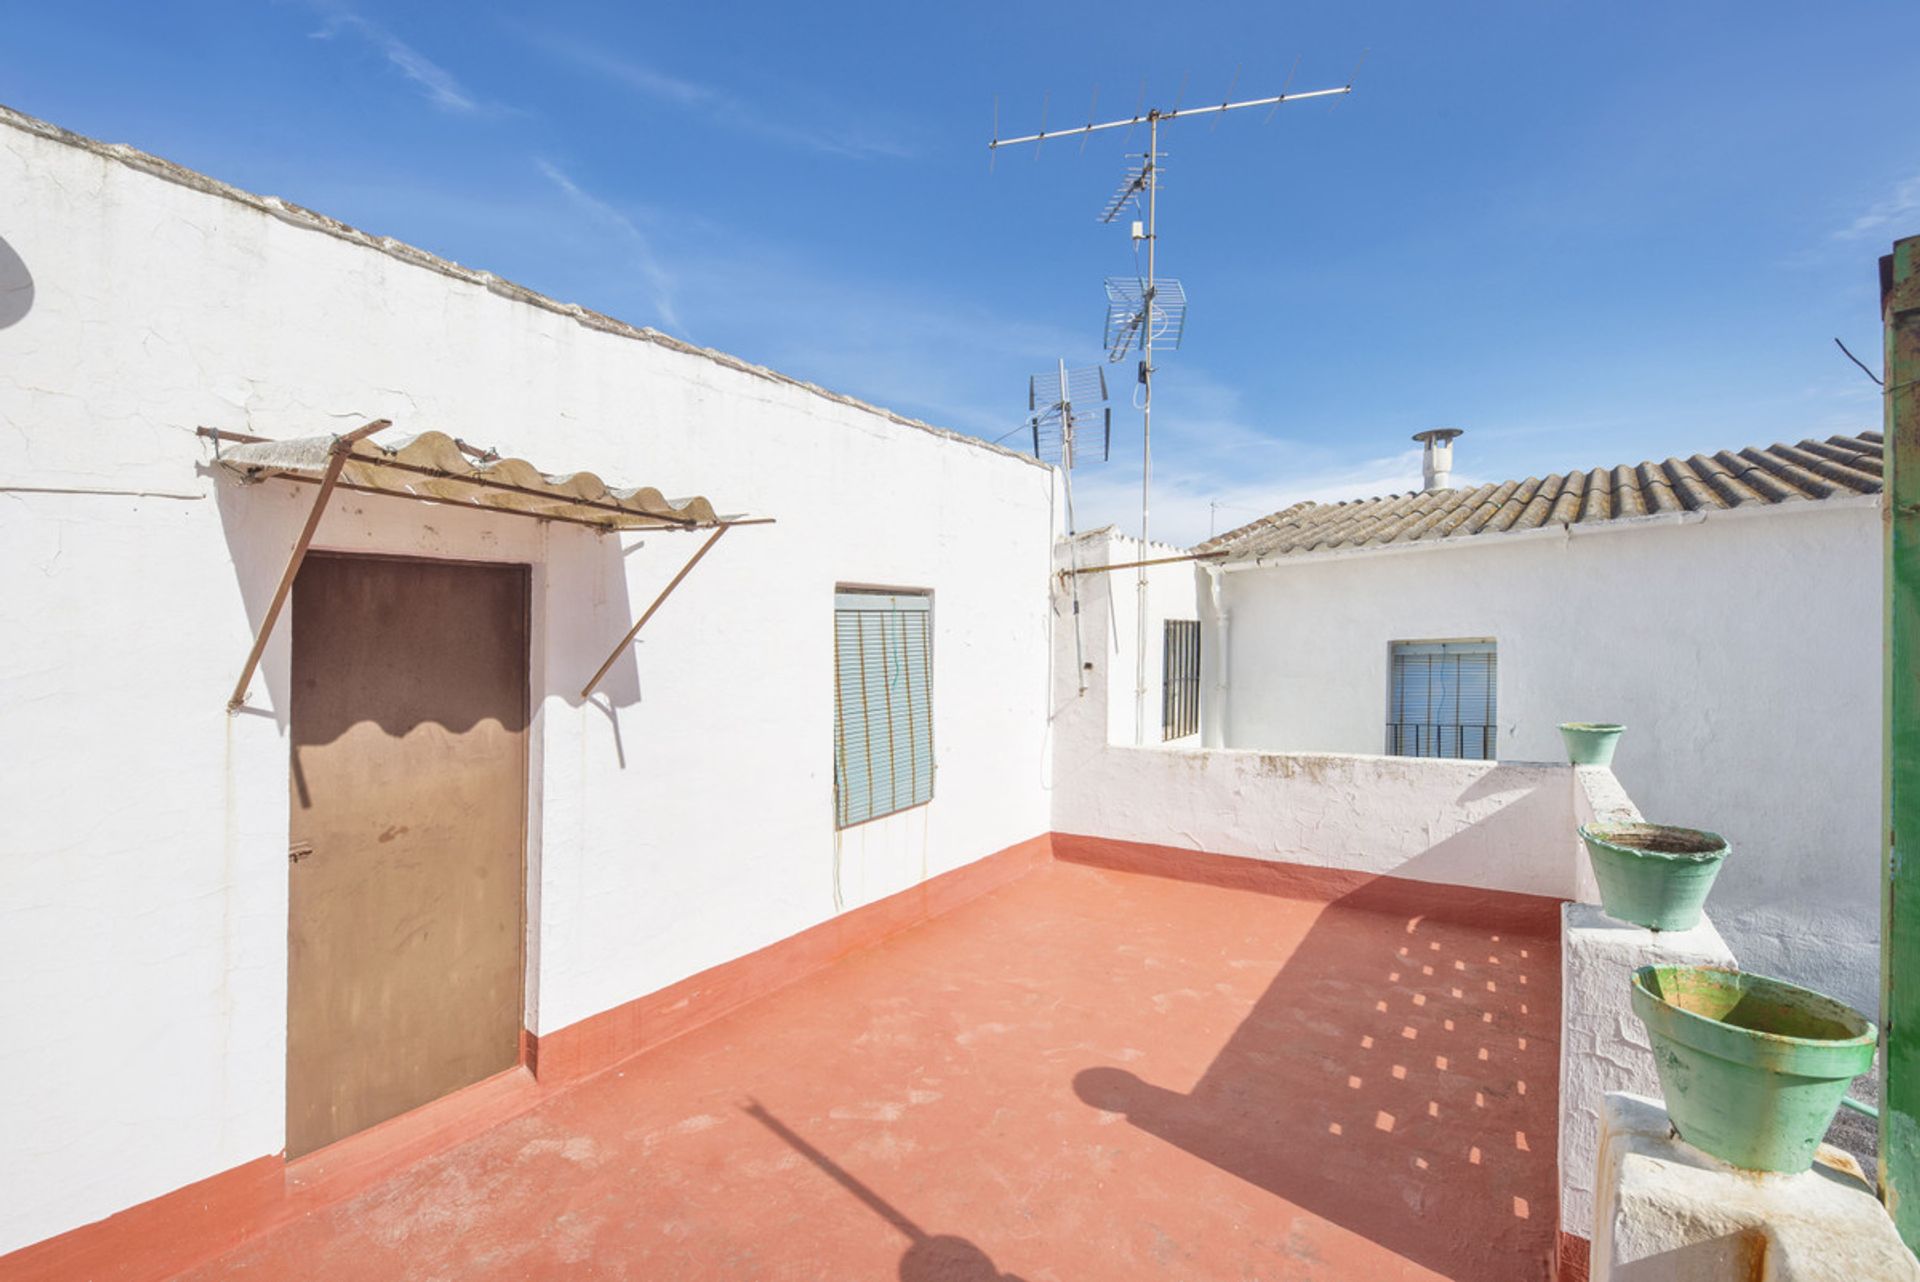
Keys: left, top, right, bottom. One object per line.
{"left": 1554, "top": 769, "right": 1912, "bottom": 1280}
{"left": 1051, "top": 531, "right": 1593, "bottom": 902}
{"left": 1048, "top": 532, "right": 1900, "bottom": 1275}
{"left": 1558, "top": 902, "right": 1734, "bottom": 1272}
{"left": 1055, "top": 743, "right": 1589, "bottom": 900}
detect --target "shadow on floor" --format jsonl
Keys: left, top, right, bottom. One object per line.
{"left": 1073, "top": 873, "right": 1564, "bottom": 1280}
{"left": 744, "top": 1100, "right": 1028, "bottom": 1282}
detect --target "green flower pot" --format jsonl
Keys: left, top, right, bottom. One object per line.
{"left": 1631, "top": 964, "right": 1876, "bottom": 1173}
{"left": 1579, "top": 822, "right": 1728, "bottom": 931}
{"left": 1559, "top": 722, "right": 1625, "bottom": 766}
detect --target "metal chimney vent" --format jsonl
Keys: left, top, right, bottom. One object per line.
{"left": 1412, "top": 428, "right": 1464, "bottom": 492}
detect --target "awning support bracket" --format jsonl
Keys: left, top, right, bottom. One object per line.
{"left": 580, "top": 523, "right": 733, "bottom": 700}
{"left": 226, "top": 419, "right": 390, "bottom": 712}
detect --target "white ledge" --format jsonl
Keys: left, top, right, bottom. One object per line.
{"left": 1560, "top": 903, "right": 1735, "bottom": 1243}
{"left": 1594, "top": 1092, "right": 1917, "bottom": 1280}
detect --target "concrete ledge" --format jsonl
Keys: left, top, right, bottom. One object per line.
{"left": 1570, "top": 765, "right": 1639, "bottom": 904}
{"left": 1594, "top": 1092, "right": 1917, "bottom": 1280}
{"left": 1573, "top": 765, "right": 1639, "bottom": 828}
{"left": 1560, "top": 903, "right": 1735, "bottom": 1244}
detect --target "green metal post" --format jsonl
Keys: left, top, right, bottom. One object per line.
{"left": 1882, "top": 233, "right": 1920, "bottom": 1244}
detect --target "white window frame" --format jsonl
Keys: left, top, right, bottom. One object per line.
{"left": 1386, "top": 638, "right": 1497, "bottom": 761}
{"left": 832, "top": 588, "right": 935, "bottom": 828}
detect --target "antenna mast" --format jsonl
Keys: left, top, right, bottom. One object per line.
{"left": 1059, "top": 359, "right": 1086, "bottom": 694}
{"left": 991, "top": 69, "right": 1356, "bottom": 744}
{"left": 1025, "top": 362, "right": 1112, "bottom": 695}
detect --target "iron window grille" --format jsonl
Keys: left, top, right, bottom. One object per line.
{"left": 1163, "top": 619, "right": 1201, "bottom": 741}
{"left": 833, "top": 590, "right": 934, "bottom": 828}
{"left": 1386, "top": 639, "right": 1497, "bottom": 761}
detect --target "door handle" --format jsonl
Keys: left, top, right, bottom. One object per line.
{"left": 289, "top": 841, "right": 314, "bottom": 864}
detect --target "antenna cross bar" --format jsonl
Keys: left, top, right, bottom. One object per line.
{"left": 988, "top": 84, "right": 1350, "bottom": 150}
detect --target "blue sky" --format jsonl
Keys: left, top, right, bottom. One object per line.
{"left": 3, "top": 2, "right": 1912, "bottom": 544}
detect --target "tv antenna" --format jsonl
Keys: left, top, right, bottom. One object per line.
{"left": 1028, "top": 362, "right": 1111, "bottom": 468}
{"left": 1028, "top": 361, "right": 1112, "bottom": 693}
{"left": 990, "top": 62, "right": 1359, "bottom": 743}
{"left": 1104, "top": 276, "right": 1187, "bottom": 363}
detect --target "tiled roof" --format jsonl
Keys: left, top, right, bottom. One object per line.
{"left": 1198, "top": 432, "right": 1883, "bottom": 562}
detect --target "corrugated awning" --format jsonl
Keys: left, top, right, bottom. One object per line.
{"left": 205, "top": 420, "right": 768, "bottom": 711}
{"left": 213, "top": 426, "right": 723, "bottom": 532}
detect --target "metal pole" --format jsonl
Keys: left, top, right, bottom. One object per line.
{"left": 985, "top": 76, "right": 1353, "bottom": 734}
{"left": 987, "top": 84, "right": 1351, "bottom": 149}
{"left": 1882, "top": 233, "right": 1920, "bottom": 1246}
{"left": 1134, "top": 112, "right": 1158, "bottom": 746}
{"left": 226, "top": 419, "right": 389, "bottom": 711}
{"left": 1066, "top": 550, "right": 1228, "bottom": 576}
{"left": 580, "top": 523, "right": 732, "bottom": 699}
{"left": 1058, "top": 359, "right": 1088, "bottom": 694}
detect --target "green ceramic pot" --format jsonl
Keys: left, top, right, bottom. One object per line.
{"left": 1631, "top": 964, "right": 1876, "bottom": 1173}
{"left": 1579, "top": 822, "right": 1728, "bottom": 931}
{"left": 1559, "top": 722, "right": 1625, "bottom": 766}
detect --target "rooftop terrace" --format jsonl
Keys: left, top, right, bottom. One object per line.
{"left": 7, "top": 103, "right": 1908, "bottom": 1282}
{"left": 178, "top": 857, "right": 1561, "bottom": 1281}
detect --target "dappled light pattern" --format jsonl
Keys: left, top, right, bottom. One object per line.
{"left": 182, "top": 860, "right": 1559, "bottom": 1280}
{"left": 1075, "top": 877, "right": 1561, "bottom": 1278}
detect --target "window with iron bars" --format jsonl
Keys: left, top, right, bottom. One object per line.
{"left": 1162, "top": 619, "right": 1201, "bottom": 741}
{"left": 1386, "top": 639, "right": 1496, "bottom": 761}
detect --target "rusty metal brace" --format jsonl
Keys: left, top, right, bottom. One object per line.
{"left": 226, "top": 419, "right": 390, "bottom": 711}
{"left": 579, "top": 523, "right": 734, "bottom": 700}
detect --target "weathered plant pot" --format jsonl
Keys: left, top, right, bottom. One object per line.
{"left": 1559, "top": 722, "right": 1625, "bottom": 766}
{"left": 1631, "top": 964, "right": 1876, "bottom": 1173}
{"left": 1579, "top": 822, "right": 1728, "bottom": 931}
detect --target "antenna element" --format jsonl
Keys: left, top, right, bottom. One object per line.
{"left": 988, "top": 67, "right": 1354, "bottom": 744}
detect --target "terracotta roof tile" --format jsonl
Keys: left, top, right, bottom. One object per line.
{"left": 1199, "top": 432, "right": 1882, "bottom": 561}
{"left": 1578, "top": 467, "right": 1612, "bottom": 522}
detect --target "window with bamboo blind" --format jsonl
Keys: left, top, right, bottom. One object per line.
{"left": 833, "top": 590, "right": 934, "bottom": 828}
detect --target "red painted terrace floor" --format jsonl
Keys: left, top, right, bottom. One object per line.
{"left": 178, "top": 859, "right": 1562, "bottom": 1281}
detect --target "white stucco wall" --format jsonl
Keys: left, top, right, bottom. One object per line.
{"left": 0, "top": 112, "right": 1055, "bottom": 1253}
{"left": 1051, "top": 532, "right": 1590, "bottom": 900}
{"left": 1211, "top": 502, "right": 1883, "bottom": 1011}
{"left": 1059, "top": 528, "right": 1204, "bottom": 749}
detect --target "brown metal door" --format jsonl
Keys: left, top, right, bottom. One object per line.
{"left": 286, "top": 552, "right": 528, "bottom": 1158}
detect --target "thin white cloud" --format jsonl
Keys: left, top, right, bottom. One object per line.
{"left": 531, "top": 35, "right": 913, "bottom": 161}
{"left": 306, "top": 8, "right": 479, "bottom": 113}
{"left": 1836, "top": 173, "right": 1920, "bottom": 241}
{"left": 535, "top": 159, "right": 683, "bottom": 333}
{"left": 560, "top": 43, "right": 711, "bottom": 109}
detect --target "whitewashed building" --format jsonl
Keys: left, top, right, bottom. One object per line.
{"left": 1192, "top": 432, "right": 1884, "bottom": 1010}
{"left": 1, "top": 100, "right": 1909, "bottom": 1281}
{"left": 0, "top": 105, "right": 1057, "bottom": 1260}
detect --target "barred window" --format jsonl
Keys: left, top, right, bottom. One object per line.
{"left": 1387, "top": 640, "right": 1497, "bottom": 761}
{"left": 1162, "top": 619, "right": 1200, "bottom": 741}
{"left": 833, "top": 590, "right": 933, "bottom": 828}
